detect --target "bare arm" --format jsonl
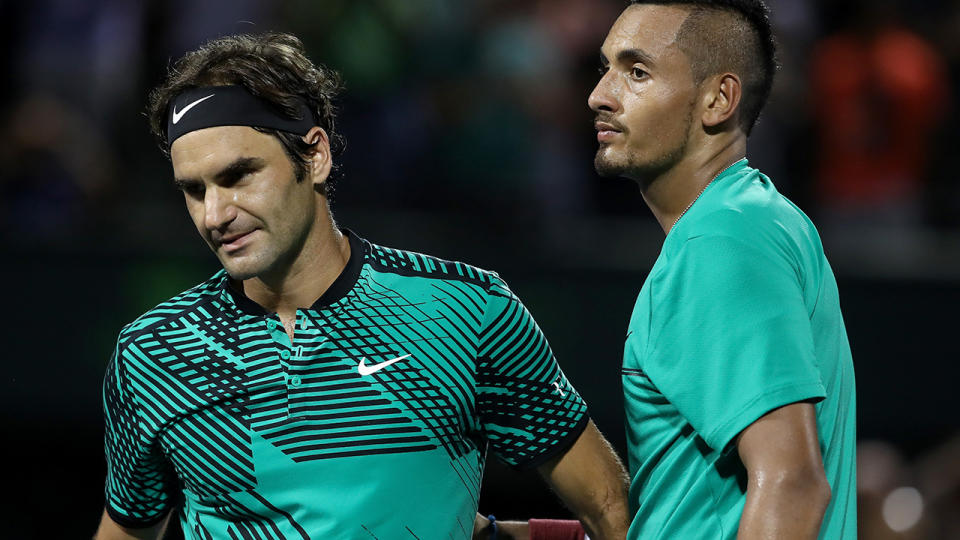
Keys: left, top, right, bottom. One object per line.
{"left": 94, "top": 508, "right": 170, "bottom": 540}
{"left": 472, "top": 421, "right": 629, "bottom": 540}
{"left": 473, "top": 514, "right": 530, "bottom": 540}
{"left": 736, "top": 402, "right": 831, "bottom": 540}
{"left": 536, "top": 420, "right": 630, "bottom": 540}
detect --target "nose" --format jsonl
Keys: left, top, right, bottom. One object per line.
{"left": 203, "top": 186, "right": 237, "bottom": 232}
{"left": 588, "top": 70, "right": 619, "bottom": 114}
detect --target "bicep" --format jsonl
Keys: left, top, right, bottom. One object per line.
{"left": 477, "top": 282, "right": 588, "bottom": 467}
{"left": 103, "top": 347, "right": 178, "bottom": 526}
{"left": 649, "top": 235, "right": 825, "bottom": 451}
{"left": 95, "top": 508, "right": 170, "bottom": 540}
{"left": 736, "top": 401, "right": 825, "bottom": 480}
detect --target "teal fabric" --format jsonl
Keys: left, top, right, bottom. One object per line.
{"left": 103, "top": 233, "right": 588, "bottom": 539}
{"left": 623, "top": 160, "right": 857, "bottom": 539}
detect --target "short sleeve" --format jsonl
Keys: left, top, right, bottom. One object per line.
{"left": 647, "top": 234, "right": 826, "bottom": 451}
{"left": 103, "top": 341, "right": 177, "bottom": 527}
{"left": 476, "top": 278, "right": 589, "bottom": 468}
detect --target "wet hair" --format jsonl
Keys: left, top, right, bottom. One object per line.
{"left": 147, "top": 32, "right": 345, "bottom": 196}
{"left": 629, "top": 0, "right": 777, "bottom": 135}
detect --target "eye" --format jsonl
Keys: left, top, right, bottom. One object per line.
{"left": 175, "top": 181, "right": 204, "bottom": 197}
{"left": 224, "top": 166, "right": 260, "bottom": 187}
{"left": 631, "top": 66, "right": 649, "bottom": 80}
{"left": 222, "top": 170, "right": 249, "bottom": 186}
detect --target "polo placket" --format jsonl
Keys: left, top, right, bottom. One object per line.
{"left": 262, "top": 313, "right": 299, "bottom": 419}
{"left": 285, "top": 311, "right": 315, "bottom": 420}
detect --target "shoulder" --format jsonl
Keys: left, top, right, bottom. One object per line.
{"left": 680, "top": 171, "right": 817, "bottom": 260}
{"left": 116, "top": 271, "right": 226, "bottom": 348}
{"left": 363, "top": 239, "right": 507, "bottom": 295}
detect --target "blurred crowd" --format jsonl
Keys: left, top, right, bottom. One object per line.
{"left": 1, "top": 1, "right": 958, "bottom": 538}
{"left": 1, "top": 0, "right": 958, "bottom": 240}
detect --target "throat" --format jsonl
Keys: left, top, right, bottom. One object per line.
{"left": 237, "top": 229, "right": 352, "bottom": 317}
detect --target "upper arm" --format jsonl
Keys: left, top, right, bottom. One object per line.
{"left": 103, "top": 343, "right": 177, "bottom": 527}
{"left": 476, "top": 278, "right": 589, "bottom": 468}
{"left": 536, "top": 420, "right": 628, "bottom": 498}
{"left": 736, "top": 402, "right": 826, "bottom": 482}
{"left": 647, "top": 234, "right": 826, "bottom": 451}
{"left": 95, "top": 508, "right": 170, "bottom": 540}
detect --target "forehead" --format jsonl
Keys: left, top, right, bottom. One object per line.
{"left": 602, "top": 4, "right": 692, "bottom": 61}
{"left": 170, "top": 125, "right": 283, "bottom": 175}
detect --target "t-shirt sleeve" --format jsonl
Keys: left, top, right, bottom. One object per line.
{"left": 647, "top": 234, "right": 826, "bottom": 452}
{"left": 103, "top": 340, "right": 177, "bottom": 528}
{"left": 476, "top": 277, "right": 589, "bottom": 469}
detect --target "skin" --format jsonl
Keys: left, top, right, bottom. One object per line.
{"left": 172, "top": 124, "right": 348, "bottom": 339}
{"left": 97, "top": 127, "right": 630, "bottom": 539}
{"left": 589, "top": 5, "right": 831, "bottom": 538}
{"left": 95, "top": 125, "right": 347, "bottom": 539}
{"left": 473, "top": 421, "right": 630, "bottom": 540}
{"left": 589, "top": 4, "right": 745, "bottom": 233}
{"left": 737, "top": 403, "right": 832, "bottom": 539}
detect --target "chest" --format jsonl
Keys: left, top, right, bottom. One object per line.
{"left": 142, "top": 296, "right": 481, "bottom": 495}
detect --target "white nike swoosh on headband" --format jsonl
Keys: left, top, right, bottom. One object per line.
{"left": 172, "top": 93, "right": 215, "bottom": 124}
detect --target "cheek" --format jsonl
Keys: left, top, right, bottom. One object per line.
{"left": 626, "top": 89, "right": 691, "bottom": 144}
{"left": 264, "top": 180, "right": 316, "bottom": 229}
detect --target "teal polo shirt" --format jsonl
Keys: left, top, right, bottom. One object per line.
{"left": 104, "top": 231, "right": 588, "bottom": 538}
{"left": 622, "top": 160, "right": 857, "bottom": 539}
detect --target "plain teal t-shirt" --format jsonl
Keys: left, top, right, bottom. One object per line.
{"left": 622, "top": 159, "right": 857, "bottom": 539}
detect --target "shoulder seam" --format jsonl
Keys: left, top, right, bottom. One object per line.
{"left": 366, "top": 243, "right": 500, "bottom": 290}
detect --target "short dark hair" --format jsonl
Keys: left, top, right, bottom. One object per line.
{"left": 147, "top": 32, "right": 346, "bottom": 196}
{"left": 629, "top": 0, "right": 777, "bottom": 135}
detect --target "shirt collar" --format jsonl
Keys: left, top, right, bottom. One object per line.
{"left": 218, "top": 229, "right": 367, "bottom": 316}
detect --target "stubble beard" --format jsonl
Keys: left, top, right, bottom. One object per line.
{"left": 218, "top": 240, "right": 273, "bottom": 282}
{"left": 594, "top": 107, "right": 694, "bottom": 190}
{"left": 217, "top": 172, "right": 317, "bottom": 284}
{"left": 222, "top": 219, "right": 312, "bottom": 285}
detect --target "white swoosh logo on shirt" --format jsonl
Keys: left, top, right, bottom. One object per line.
{"left": 357, "top": 354, "right": 410, "bottom": 376}
{"left": 172, "top": 94, "right": 215, "bottom": 124}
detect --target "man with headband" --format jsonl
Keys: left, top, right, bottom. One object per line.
{"left": 94, "top": 33, "right": 629, "bottom": 539}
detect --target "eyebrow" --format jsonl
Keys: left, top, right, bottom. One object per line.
{"left": 616, "top": 48, "right": 657, "bottom": 67}
{"left": 174, "top": 156, "right": 266, "bottom": 186}
{"left": 601, "top": 47, "right": 657, "bottom": 67}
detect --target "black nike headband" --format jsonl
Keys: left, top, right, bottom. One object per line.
{"left": 166, "top": 86, "right": 315, "bottom": 149}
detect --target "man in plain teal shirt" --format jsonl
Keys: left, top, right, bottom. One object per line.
{"left": 588, "top": 1, "right": 857, "bottom": 538}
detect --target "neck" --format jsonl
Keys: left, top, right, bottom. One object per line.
{"left": 640, "top": 136, "right": 746, "bottom": 234}
{"left": 239, "top": 209, "right": 350, "bottom": 320}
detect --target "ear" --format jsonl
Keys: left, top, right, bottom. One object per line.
{"left": 701, "top": 73, "right": 742, "bottom": 130}
{"left": 302, "top": 126, "right": 332, "bottom": 190}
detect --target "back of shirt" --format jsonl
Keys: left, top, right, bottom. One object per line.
{"left": 622, "top": 160, "right": 856, "bottom": 539}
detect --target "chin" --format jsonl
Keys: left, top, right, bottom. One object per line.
{"left": 594, "top": 149, "right": 630, "bottom": 178}
{"left": 219, "top": 255, "right": 269, "bottom": 281}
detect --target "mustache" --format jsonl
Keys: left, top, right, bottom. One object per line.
{"left": 594, "top": 113, "right": 626, "bottom": 133}
{"left": 211, "top": 227, "right": 254, "bottom": 245}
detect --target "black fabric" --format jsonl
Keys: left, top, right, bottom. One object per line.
{"left": 167, "top": 86, "right": 313, "bottom": 147}
{"left": 312, "top": 229, "right": 365, "bottom": 308}
{"left": 221, "top": 229, "right": 365, "bottom": 315}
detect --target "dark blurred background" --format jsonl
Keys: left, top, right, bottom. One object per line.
{"left": 2, "top": 0, "right": 959, "bottom": 538}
